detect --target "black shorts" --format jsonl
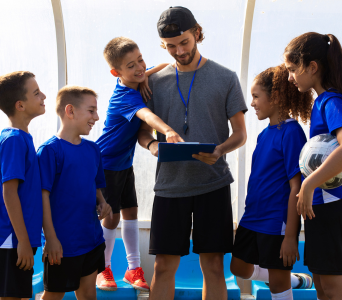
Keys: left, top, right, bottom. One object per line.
{"left": 44, "top": 242, "right": 105, "bottom": 292}
{"left": 304, "top": 199, "right": 342, "bottom": 275}
{"left": 0, "top": 247, "right": 37, "bottom": 298}
{"left": 101, "top": 167, "right": 138, "bottom": 214}
{"left": 232, "top": 226, "right": 295, "bottom": 270}
{"left": 149, "top": 185, "right": 233, "bottom": 256}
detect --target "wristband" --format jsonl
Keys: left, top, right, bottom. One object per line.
{"left": 147, "top": 139, "right": 158, "bottom": 150}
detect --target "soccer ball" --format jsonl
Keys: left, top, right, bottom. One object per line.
{"left": 299, "top": 133, "right": 342, "bottom": 189}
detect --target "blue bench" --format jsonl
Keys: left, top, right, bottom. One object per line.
{"left": 174, "top": 241, "right": 240, "bottom": 300}
{"left": 251, "top": 241, "right": 317, "bottom": 300}
{"left": 31, "top": 239, "right": 137, "bottom": 300}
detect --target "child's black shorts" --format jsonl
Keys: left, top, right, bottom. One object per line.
{"left": 44, "top": 242, "right": 105, "bottom": 292}
{"left": 0, "top": 247, "right": 37, "bottom": 298}
{"left": 304, "top": 199, "right": 342, "bottom": 275}
{"left": 101, "top": 167, "right": 138, "bottom": 214}
{"left": 149, "top": 185, "right": 234, "bottom": 256}
{"left": 232, "top": 225, "right": 296, "bottom": 270}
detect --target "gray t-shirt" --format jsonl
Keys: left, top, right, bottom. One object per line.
{"left": 147, "top": 59, "right": 247, "bottom": 198}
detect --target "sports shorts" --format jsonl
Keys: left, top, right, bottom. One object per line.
{"left": 304, "top": 199, "right": 342, "bottom": 275}
{"left": 149, "top": 185, "right": 233, "bottom": 256}
{"left": 0, "top": 247, "right": 37, "bottom": 298}
{"left": 44, "top": 242, "right": 105, "bottom": 292}
{"left": 101, "top": 167, "right": 138, "bottom": 214}
{"left": 232, "top": 225, "right": 297, "bottom": 270}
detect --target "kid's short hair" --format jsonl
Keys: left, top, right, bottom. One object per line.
{"left": 0, "top": 71, "right": 35, "bottom": 117}
{"left": 254, "top": 64, "right": 314, "bottom": 125}
{"left": 103, "top": 37, "right": 139, "bottom": 70}
{"left": 56, "top": 85, "right": 97, "bottom": 117}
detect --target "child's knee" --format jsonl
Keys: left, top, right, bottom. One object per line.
{"left": 41, "top": 291, "right": 65, "bottom": 300}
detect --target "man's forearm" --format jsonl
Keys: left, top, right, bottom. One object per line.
{"left": 217, "top": 129, "right": 247, "bottom": 156}
{"left": 138, "top": 127, "right": 155, "bottom": 149}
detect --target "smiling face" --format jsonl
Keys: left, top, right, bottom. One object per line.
{"left": 115, "top": 48, "right": 146, "bottom": 87}
{"left": 72, "top": 94, "right": 99, "bottom": 136}
{"left": 20, "top": 77, "right": 46, "bottom": 117}
{"left": 251, "top": 81, "right": 278, "bottom": 122}
{"left": 161, "top": 29, "right": 198, "bottom": 65}
{"left": 284, "top": 59, "right": 315, "bottom": 93}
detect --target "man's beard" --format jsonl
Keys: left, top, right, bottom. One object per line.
{"left": 174, "top": 42, "right": 197, "bottom": 66}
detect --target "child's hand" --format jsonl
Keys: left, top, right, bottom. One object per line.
{"left": 296, "top": 183, "right": 315, "bottom": 220}
{"left": 43, "top": 236, "right": 63, "bottom": 265}
{"left": 165, "top": 130, "right": 184, "bottom": 143}
{"left": 140, "top": 77, "right": 152, "bottom": 102}
{"left": 17, "top": 239, "right": 34, "bottom": 271}
{"left": 97, "top": 202, "right": 113, "bottom": 220}
{"left": 279, "top": 237, "right": 299, "bottom": 267}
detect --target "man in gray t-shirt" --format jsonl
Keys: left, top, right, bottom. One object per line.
{"left": 138, "top": 7, "right": 247, "bottom": 300}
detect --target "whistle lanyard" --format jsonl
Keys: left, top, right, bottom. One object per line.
{"left": 176, "top": 55, "right": 202, "bottom": 134}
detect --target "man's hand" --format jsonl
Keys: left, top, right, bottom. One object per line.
{"left": 192, "top": 146, "right": 223, "bottom": 165}
{"left": 139, "top": 77, "right": 152, "bottom": 102}
{"left": 165, "top": 130, "right": 184, "bottom": 143}
{"left": 17, "top": 239, "right": 34, "bottom": 271}
{"left": 97, "top": 202, "right": 113, "bottom": 220}
{"left": 296, "top": 181, "right": 315, "bottom": 220}
{"left": 43, "top": 236, "right": 63, "bottom": 265}
{"left": 149, "top": 141, "right": 159, "bottom": 157}
{"left": 279, "top": 237, "right": 300, "bottom": 267}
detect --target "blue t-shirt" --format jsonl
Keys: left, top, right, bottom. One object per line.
{"left": 37, "top": 136, "right": 106, "bottom": 257}
{"left": 240, "top": 120, "right": 306, "bottom": 235}
{"left": 310, "top": 90, "right": 342, "bottom": 205}
{"left": 96, "top": 79, "right": 147, "bottom": 171}
{"left": 0, "top": 128, "right": 42, "bottom": 248}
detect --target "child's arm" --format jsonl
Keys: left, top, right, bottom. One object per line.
{"left": 96, "top": 189, "right": 113, "bottom": 221}
{"left": 280, "top": 172, "right": 301, "bottom": 267}
{"left": 3, "top": 179, "right": 34, "bottom": 271}
{"left": 297, "top": 127, "right": 342, "bottom": 219}
{"left": 140, "top": 63, "right": 170, "bottom": 101}
{"left": 42, "top": 189, "right": 63, "bottom": 265}
{"left": 135, "top": 108, "right": 184, "bottom": 143}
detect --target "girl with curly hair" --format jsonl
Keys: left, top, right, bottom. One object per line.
{"left": 230, "top": 64, "right": 314, "bottom": 300}
{"left": 285, "top": 32, "right": 342, "bottom": 300}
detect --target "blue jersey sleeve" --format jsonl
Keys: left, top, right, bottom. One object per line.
{"left": 1, "top": 136, "right": 26, "bottom": 183}
{"left": 37, "top": 145, "right": 57, "bottom": 192}
{"left": 282, "top": 125, "right": 307, "bottom": 180}
{"left": 324, "top": 97, "right": 342, "bottom": 135}
{"left": 95, "top": 152, "right": 106, "bottom": 189}
{"left": 119, "top": 93, "right": 146, "bottom": 122}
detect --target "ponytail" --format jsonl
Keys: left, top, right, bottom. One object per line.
{"left": 284, "top": 32, "right": 342, "bottom": 94}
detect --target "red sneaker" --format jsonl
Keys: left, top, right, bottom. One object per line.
{"left": 123, "top": 267, "right": 150, "bottom": 291}
{"left": 96, "top": 267, "right": 117, "bottom": 291}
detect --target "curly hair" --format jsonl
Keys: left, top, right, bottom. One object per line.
{"left": 254, "top": 63, "right": 314, "bottom": 125}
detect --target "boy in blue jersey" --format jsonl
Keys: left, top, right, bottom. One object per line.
{"left": 96, "top": 37, "right": 183, "bottom": 291}
{"left": 230, "top": 65, "right": 314, "bottom": 300}
{"left": 37, "top": 86, "right": 112, "bottom": 300}
{"left": 0, "top": 71, "right": 45, "bottom": 299}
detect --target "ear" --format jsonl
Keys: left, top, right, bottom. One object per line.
{"left": 15, "top": 100, "right": 25, "bottom": 112}
{"left": 309, "top": 61, "right": 319, "bottom": 75}
{"left": 195, "top": 28, "right": 200, "bottom": 41}
{"left": 65, "top": 104, "right": 74, "bottom": 119}
{"left": 110, "top": 69, "right": 120, "bottom": 77}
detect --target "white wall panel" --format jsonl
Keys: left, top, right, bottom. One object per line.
{"left": 61, "top": 0, "right": 248, "bottom": 221}
{"left": 0, "top": 0, "right": 58, "bottom": 147}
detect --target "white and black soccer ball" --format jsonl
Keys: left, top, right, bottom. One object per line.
{"left": 299, "top": 133, "right": 342, "bottom": 189}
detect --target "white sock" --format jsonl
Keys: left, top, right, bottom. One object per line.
{"left": 247, "top": 265, "right": 269, "bottom": 282}
{"left": 122, "top": 219, "right": 140, "bottom": 270}
{"left": 102, "top": 226, "right": 116, "bottom": 268}
{"left": 271, "top": 288, "right": 293, "bottom": 300}
{"left": 291, "top": 274, "right": 300, "bottom": 288}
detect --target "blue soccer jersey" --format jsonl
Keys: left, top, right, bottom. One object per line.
{"left": 0, "top": 128, "right": 42, "bottom": 248}
{"left": 310, "top": 90, "right": 342, "bottom": 205}
{"left": 239, "top": 120, "right": 307, "bottom": 235}
{"left": 37, "top": 136, "right": 106, "bottom": 257}
{"left": 96, "top": 79, "right": 147, "bottom": 171}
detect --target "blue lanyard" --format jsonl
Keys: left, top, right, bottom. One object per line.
{"left": 176, "top": 55, "right": 202, "bottom": 134}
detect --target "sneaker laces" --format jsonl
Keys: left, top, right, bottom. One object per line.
{"left": 102, "top": 267, "right": 114, "bottom": 281}
{"left": 132, "top": 267, "right": 146, "bottom": 282}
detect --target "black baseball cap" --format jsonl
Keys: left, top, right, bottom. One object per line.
{"left": 157, "top": 6, "right": 197, "bottom": 38}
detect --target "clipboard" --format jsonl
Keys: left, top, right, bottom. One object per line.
{"left": 158, "top": 142, "right": 216, "bottom": 162}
